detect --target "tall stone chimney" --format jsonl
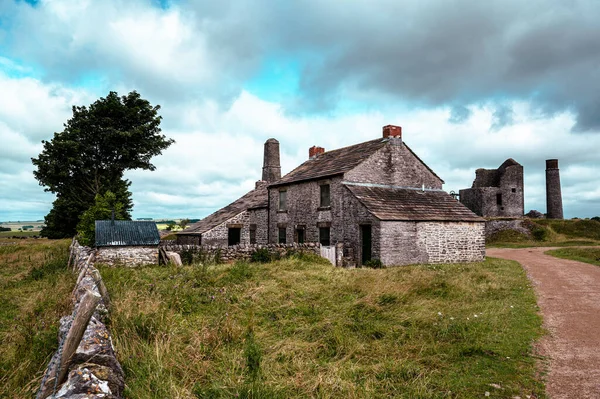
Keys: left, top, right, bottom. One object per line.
{"left": 546, "top": 159, "right": 564, "bottom": 219}
{"left": 262, "top": 138, "right": 281, "bottom": 183}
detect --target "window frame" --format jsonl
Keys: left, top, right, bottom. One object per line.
{"left": 319, "top": 227, "right": 330, "bottom": 246}
{"left": 319, "top": 184, "right": 331, "bottom": 208}
{"left": 278, "top": 189, "right": 287, "bottom": 211}
{"left": 278, "top": 227, "right": 287, "bottom": 244}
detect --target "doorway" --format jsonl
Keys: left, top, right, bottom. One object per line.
{"left": 361, "top": 225, "right": 372, "bottom": 264}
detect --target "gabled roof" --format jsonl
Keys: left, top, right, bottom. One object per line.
{"left": 95, "top": 220, "right": 160, "bottom": 247}
{"left": 177, "top": 184, "right": 268, "bottom": 236}
{"left": 270, "top": 138, "right": 387, "bottom": 186}
{"left": 345, "top": 183, "right": 484, "bottom": 222}
{"left": 270, "top": 138, "right": 443, "bottom": 187}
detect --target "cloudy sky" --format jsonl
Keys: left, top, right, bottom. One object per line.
{"left": 1, "top": 0, "right": 599, "bottom": 221}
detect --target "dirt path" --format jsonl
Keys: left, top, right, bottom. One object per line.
{"left": 487, "top": 247, "right": 600, "bottom": 399}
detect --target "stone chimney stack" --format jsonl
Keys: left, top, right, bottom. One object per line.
{"left": 262, "top": 138, "right": 281, "bottom": 183}
{"left": 545, "top": 159, "right": 564, "bottom": 219}
{"left": 309, "top": 146, "right": 325, "bottom": 159}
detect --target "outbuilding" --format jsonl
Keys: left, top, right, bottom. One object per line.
{"left": 95, "top": 220, "right": 160, "bottom": 266}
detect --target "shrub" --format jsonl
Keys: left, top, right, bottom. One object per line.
{"left": 532, "top": 227, "right": 548, "bottom": 241}
{"left": 364, "top": 259, "right": 385, "bottom": 269}
{"left": 250, "top": 248, "right": 272, "bottom": 263}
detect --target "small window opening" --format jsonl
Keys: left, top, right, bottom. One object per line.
{"left": 249, "top": 224, "right": 257, "bottom": 244}
{"left": 320, "top": 184, "right": 330, "bottom": 207}
{"left": 319, "top": 227, "right": 330, "bottom": 246}
{"left": 279, "top": 190, "right": 287, "bottom": 211}
{"left": 228, "top": 228, "right": 241, "bottom": 246}
{"left": 278, "top": 227, "right": 287, "bottom": 244}
{"left": 511, "top": 188, "right": 516, "bottom": 193}
{"left": 496, "top": 193, "right": 503, "bottom": 206}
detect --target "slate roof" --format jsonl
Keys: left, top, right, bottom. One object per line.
{"left": 177, "top": 184, "right": 268, "bottom": 236}
{"left": 95, "top": 220, "right": 160, "bottom": 247}
{"left": 270, "top": 138, "right": 443, "bottom": 186}
{"left": 344, "top": 183, "right": 484, "bottom": 222}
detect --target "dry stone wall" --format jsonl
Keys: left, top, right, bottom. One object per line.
{"left": 95, "top": 246, "right": 158, "bottom": 267}
{"left": 417, "top": 221, "right": 486, "bottom": 263}
{"left": 161, "top": 242, "right": 322, "bottom": 263}
{"left": 37, "top": 241, "right": 124, "bottom": 399}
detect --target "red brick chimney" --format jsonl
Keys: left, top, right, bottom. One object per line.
{"left": 309, "top": 146, "right": 325, "bottom": 159}
{"left": 383, "top": 125, "right": 402, "bottom": 138}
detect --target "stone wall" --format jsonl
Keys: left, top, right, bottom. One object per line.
{"left": 161, "top": 242, "right": 322, "bottom": 264}
{"left": 95, "top": 246, "right": 158, "bottom": 267}
{"left": 269, "top": 176, "right": 346, "bottom": 245}
{"left": 417, "top": 221, "right": 486, "bottom": 264}
{"left": 37, "top": 241, "right": 124, "bottom": 398}
{"left": 343, "top": 140, "right": 443, "bottom": 189}
{"left": 341, "top": 186, "right": 380, "bottom": 266}
{"left": 379, "top": 221, "right": 485, "bottom": 266}
{"left": 485, "top": 218, "right": 531, "bottom": 239}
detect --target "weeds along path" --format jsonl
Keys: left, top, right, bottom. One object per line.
{"left": 487, "top": 247, "right": 600, "bottom": 399}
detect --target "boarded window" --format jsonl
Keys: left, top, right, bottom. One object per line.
{"left": 320, "top": 184, "right": 330, "bottom": 207}
{"left": 319, "top": 227, "right": 330, "bottom": 246}
{"left": 279, "top": 190, "right": 287, "bottom": 211}
{"left": 496, "top": 193, "right": 503, "bottom": 205}
{"left": 249, "top": 224, "right": 257, "bottom": 244}
{"left": 278, "top": 227, "right": 287, "bottom": 244}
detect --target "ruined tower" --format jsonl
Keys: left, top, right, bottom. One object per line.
{"left": 546, "top": 159, "right": 563, "bottom": 219}
{"left": 262, "top": 138, "right": 281, "bottom": 183}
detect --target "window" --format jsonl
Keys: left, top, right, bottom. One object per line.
{"left": 319, "top": 227, "right": 330, "bottom": 246}
{"left": 228, "top": 228, "right": 241, "bottom": 246}
{"left": 295, "top": 228, "right": 305, "bottom": 244}
{"left": 496, "top": 193, "right": 503, "bottom": 206}
{"left": 279, "top": 190, "right": 287, "bottom": 211}
{"left": 249, "top": 224, "right": 257, "bottom": 244}
{"left": 320, "top": 184, "right": 330, "bottom": 207}
{"left": 511, "top": 188, "right": 516, "bottom": 193}
{"left": 278, "top": 227, "right": 287, "bottom": 244}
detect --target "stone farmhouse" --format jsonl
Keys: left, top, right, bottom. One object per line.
{"left": 177, "top": 125, "right": 485, "bottom": 266}
{"left": 459, "top": 159, "right": 524, "bottom": 218}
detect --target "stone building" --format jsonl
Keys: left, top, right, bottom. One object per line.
{"left": 459, "top": 159, "right": 524, "bottom": 218}
{"left": 268, "top": 125, "right": 485, "bottom": 266}
{"left": 178, "top": 125, "right": 485, "bottom": 266}
{"left": 95, "top": 220, "right": 160, "bottom": 266}
{"left": 176, "top": 139, "right": 279, "bottom": 245}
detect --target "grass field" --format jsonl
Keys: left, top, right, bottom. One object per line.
{"left": 0, "top": 238, "right": 72, "bottom": 398}
{"left": 101, "top": 255, "right": 545, "bottom": 398}
{"left": 546, "top": 247, "right": 600, "bottom": 267}
{"left": 487, "top": 219, "right": 600, "bottom": 248}
{"left": 0, "top": 230, "right": 40, "bottom": 238}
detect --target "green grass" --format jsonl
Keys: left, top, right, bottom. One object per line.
{"left": 101, "top": 255, "right": 545, "bottom": 398}
{"left": 0, "top": 238, "right": 73, "bottom": 398}
{"left": 546, "top": 247, "right": 600, "bottom": 267}
{"left": 0, "top": 230, "right": 40, "bottom": 237}
{"left": 487, "top": 219, "right": 600, "bottom": 248}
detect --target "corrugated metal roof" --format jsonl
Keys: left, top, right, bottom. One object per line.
{"left": 95, "top": 220, "right": 160, "bottom": 247}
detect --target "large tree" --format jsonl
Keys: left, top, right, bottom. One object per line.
{"left": 32, "top": 91, "right": 174, "bottom": 238}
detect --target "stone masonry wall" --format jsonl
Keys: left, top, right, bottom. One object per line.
{"left": 341, "top": 186, "right": 380, "bottom": 266}
{"left": 485, "top": 219, "right": 531, "bottom": 239}
{"left": 269, "top": 176, "right": 346, "bottom": 245}
{"left": 379, "top": 221, "right": 426, "bottom": 266}
{"left": 38, "top": 241, "right": 124, "bottom": 398}
{"left": 202, "top": 210, "right": 250, "bottom": 246}
{"left": 417, "top": 221, "right": 486, "bottom": 264}
{"left": 95, "top": 246, "right": 158, "bottom": 267}
{"left": 161, "top": 242, "right": 322, "bottom": 263}
{"left": 343, "top": 141, "right": 443, "bottom": 189}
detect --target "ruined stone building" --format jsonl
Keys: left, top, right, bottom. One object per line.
{"left": 178, "top": 125, "right": 485, "bottom": 266}
{"left": 459, "top": 159, "right": 524, "bottom": 218}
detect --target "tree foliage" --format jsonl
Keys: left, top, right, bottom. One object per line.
{"left": 32, "top": 91, "right": 174, "bottom": 238}
{"left": 77, "top": 191, "right": 127, "bottom": 246}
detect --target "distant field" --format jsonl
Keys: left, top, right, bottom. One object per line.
{"left": 0, "top": 221, "right": 45, "bottom": 233}
{"left": 0, "top": 231, "right": 40, "bottom": 238}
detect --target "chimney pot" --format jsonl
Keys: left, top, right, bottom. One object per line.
{"left": 383, "top": 124, "right": 402, "bottom": 138}
{"left": 309, "top": 146, "right": 325, "bottom": 159}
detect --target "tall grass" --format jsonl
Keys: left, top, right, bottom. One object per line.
{"left": 0, "top": 238, "right": 73, "bottom": 398}
{"left": 102, "top": 256, "right": 545, "bottom": 398}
